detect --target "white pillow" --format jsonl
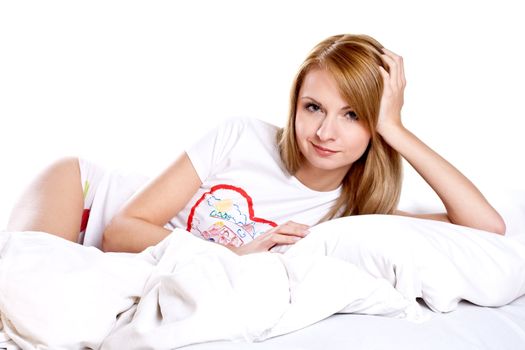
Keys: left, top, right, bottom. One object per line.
{"left": 283, "top": 214, "right": 525, "bottom": 312}
{"left": 398, "top": 186, "right": 525, "bottom": 238}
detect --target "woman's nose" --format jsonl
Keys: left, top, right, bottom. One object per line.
{"left": 316, "top": 115, "right": 337, "bottom": 141}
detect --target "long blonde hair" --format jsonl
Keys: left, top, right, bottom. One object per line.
{"left": 277, "top": 34, "right": 402, "bottom": 221}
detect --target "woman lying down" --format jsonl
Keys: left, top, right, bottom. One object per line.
{"left": 6, "top": 34, "right": 505, "bottom": 256}
{"left": 3, "top": 33, "right": 525, "bottom": 350}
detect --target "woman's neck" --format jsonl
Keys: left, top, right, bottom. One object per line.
{"left": 294, "top": 163, "right": 348, "bottom": 192}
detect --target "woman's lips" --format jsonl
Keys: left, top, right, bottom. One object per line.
{"left": 312, "top": 143, "right": 337, "bottom": 157}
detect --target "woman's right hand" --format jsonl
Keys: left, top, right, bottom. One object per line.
{"left": 228, "top": 221, "right": 310, "bottom": 255}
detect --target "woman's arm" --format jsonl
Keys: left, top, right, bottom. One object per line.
{"left": 102, "top": 152, "right": 202, "bottom": 252}
{"left": 102, "top": 151, "right": 310, "bottom": 254}
{"left": 377, "top": 49, "right": 505, "bottom": 235}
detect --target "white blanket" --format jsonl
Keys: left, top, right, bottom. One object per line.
{"left": 1, "top": 215, "right": 525, "bottom": 349}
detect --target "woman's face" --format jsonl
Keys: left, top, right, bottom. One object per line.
{"left": 295, "top": 67, "right": 371, "bottom": 184}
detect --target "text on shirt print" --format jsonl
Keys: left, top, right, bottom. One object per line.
{"left": 186, "top": 184, "right": 277, "bottom": 247}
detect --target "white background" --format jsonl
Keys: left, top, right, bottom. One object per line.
{"left": 1, "top": 0, "right": 524, "bottom": 228}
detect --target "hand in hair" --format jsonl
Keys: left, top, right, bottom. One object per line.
{"left": 227, "top": 221, "right": 310, "bottom": 255}
{"left": 373, "top": 48, "right": 506, "bottom": 235}
{"left": 376, "top": 48, "right": 406, "bottom": 136}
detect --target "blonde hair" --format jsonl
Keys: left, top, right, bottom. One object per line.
{"left": 277, "top": 34, "right": 402, "bottom": 221}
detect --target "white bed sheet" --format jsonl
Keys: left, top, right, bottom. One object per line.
{"left": 180, "top": 295, "right": 525, "bottom": 350}
{"left": 2, "top": 297, "right": 524, "bottom": 350}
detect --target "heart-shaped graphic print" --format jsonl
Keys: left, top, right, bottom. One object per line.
{"left": 187, "top": 184, "right": 277, "bottom": 247}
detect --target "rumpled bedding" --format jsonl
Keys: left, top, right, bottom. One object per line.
{"left": 1, "top": 214, "right": 525, "bottom": 349}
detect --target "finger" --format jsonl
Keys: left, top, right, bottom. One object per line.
{"left": 283, "top": 221, "right": 310, "bottom": 231}
{"left": 399, "top": 58, "right": 406, "bottom": 87}
{"left": 378, "top": 65, "right": 389, "bottom": 82}
{"left": 395, "top": 54, "right": 405, "bottom": 87}
{"left": 383, "top": 48, "right": 405, "bottom": 87}
{"left": 269, "top": 233, "right": 302, "bottom": 245}
{"left": 275, "top": 226, "right": 310, "bottom": 237}
{"left": 274, "top": 221, "right": 310, "bottom": 235}
{"left": 264, "top": 221, "right": 310, "bottom": 239}
{"left": 382, "top": 54, "right": 406, "bottom": 89}
{"left": 380, "top": 51, "right": 396, "bottom": 67}
{"left": 283, "top": 220, "right": 310, "bottom": 229}
{"left": 380, "top": 53, "right": 397, "bottom": 82}
{"left": 378, "top": 66, "right": 393, "bottom": 96}
{"left": 272, "top": 229, "right": 308, "bottom": 238}
{"left": 382, "top": 47, "right": 400, "bottom": 58}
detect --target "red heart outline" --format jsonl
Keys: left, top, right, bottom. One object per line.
{"left": 186, "top": 184, "right": 277, "bottom": 232}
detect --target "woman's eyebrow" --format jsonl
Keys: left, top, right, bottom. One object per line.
{"left": 300, "top": 96, "right": 322, "bottom": 106}
{"left": 301, "top": 96, "right": 353, "bottom": 111}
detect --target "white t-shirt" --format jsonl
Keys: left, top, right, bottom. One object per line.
{"left": 167, "top": 117, "right": 341, "bottom": 247}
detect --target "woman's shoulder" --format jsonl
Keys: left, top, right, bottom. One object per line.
{"left": 216, "top": 116, "right": 280, "bottom": 140}
{"left": 220, "top": 116, "right": 279, "bottom": 130}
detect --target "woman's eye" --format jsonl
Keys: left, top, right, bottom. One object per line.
{"left": 345, "top": 110, "right": 358, "bottom": 121}
{"left": 305, "top": 103, "right": 321, "bottom": 113}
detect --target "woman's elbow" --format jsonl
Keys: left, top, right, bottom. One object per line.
{"left": 485, "top": 215, "right": 506, "bottom": 235}
{"left": 493, "top": 219, "right": 506, "bottom": 235}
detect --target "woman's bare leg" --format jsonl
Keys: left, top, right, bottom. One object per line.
{"left": 7, "top": 157, "right": 84, "bottom": 242}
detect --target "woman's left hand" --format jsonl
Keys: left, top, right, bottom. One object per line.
{"left": 376, "top": 48, "right": 406, "bottom": 136}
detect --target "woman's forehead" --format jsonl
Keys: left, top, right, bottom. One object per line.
{"left": 299, "top": 68, "right": 352, "bottom": 109}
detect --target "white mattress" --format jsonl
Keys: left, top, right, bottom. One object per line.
{"left": 180, "top": 295, "right": 525, "bottom": 350}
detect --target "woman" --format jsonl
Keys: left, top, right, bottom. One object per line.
{"left": 7, "top": 34, "right": 506, "bottom": 254}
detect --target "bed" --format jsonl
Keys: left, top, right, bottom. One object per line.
{"left": 1, "top": 189, "right": 525, "bottom": 350}
{"left": 180, "top": 296, "right": 525, "bottom": 350}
